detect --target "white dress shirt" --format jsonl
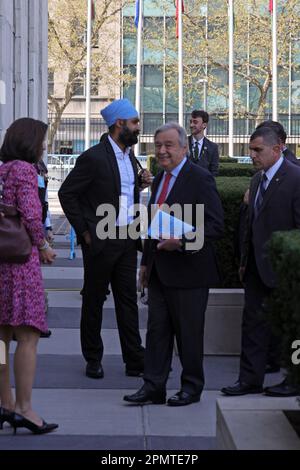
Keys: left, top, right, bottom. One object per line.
{"left": 108, "top": 135, "right": 135, "bottom": 226}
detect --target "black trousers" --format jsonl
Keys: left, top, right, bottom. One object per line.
{"left": 239, "top": 251, "right": 273, "bottom": 386}
{"left": 143, "top": 269, "right": 209, "bottom": 396}
{"left": 80, "top": 238, "right": 144, "bottom": 368}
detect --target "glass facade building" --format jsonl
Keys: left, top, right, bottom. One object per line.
{"left": 122, "top": 0, "right": 300, "bottom": 156}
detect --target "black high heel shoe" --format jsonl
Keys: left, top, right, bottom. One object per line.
{"left": 12, "top": 413, "right": 58, "bottom": 435}
{"left": 0, "top": 407, "right": 14, "bottom": 429}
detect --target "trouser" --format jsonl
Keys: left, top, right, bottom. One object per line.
{"left": 239, "top": 251, "right": 273, "bottom": 386}
{"left": 143, "top": 269, "right": 209, "bottom": 396}
{"left": 80, "top": 237, "right": 144, "bottom": 369}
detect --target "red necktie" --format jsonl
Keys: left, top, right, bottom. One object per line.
{"left": 156, "top": 173, "right": 172, "bottom": 206}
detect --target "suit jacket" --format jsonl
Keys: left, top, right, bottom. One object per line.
{"left": 188, "top": 135, "right": 219, "bottom": 176}
{"left": 58, "top": 135, "right": 141, "bottom": 255}
{"left": 241, "top": 159, "right": 300, "bottom": 288}
{"left": 283, "top": 147, "right": 299, "bottom": 165}
{"left": 141, "top": 160, "right": 224, "bottom": 288}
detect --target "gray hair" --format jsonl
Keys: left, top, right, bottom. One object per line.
{"left": 154, "top": 122, "right": 188, "bottom": 148}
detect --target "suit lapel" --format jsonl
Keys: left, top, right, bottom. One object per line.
{"left": 104, "top": 138, "right": 121, "bottom": 195}
{"left": 258, "top": 161, "right": 287, "bottom": 215}
{"left": 200, "top": 137, "right": 207, "bottom": 159}
{"left": 251, "top": 160, "right": 287, "bottom": 220}
{"left": 149, "top": 172, "right": 164, "bottom": 205}
{"left": 129, "top": 150, "right": 140, "bottom": 203}
{"left": 249, "top": 172, "right": 261, "bottom": 221}
{"left": 164, "top": 160, "right": 191, "bottom": 206}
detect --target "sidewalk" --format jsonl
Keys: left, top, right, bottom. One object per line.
{"left": 0, "top": 206, "right": 283, "bottom": 450}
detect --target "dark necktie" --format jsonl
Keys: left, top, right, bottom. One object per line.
{"left": 156, "top": 173, "right": 172, "bottom": 206}
{"left": 193, "top": 141, "right": 199, "bottom": 160}
{"left": 254, "top": 173, "right": 268, "bottom": 216}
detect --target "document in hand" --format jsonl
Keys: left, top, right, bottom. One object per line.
{"left": 148, "top": 208, "right": 195, "bottom": 240}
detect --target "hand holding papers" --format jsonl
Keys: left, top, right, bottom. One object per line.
{"left": 148, "top": 208, "right": 195, "bottom": 240}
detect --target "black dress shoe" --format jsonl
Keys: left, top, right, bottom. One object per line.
{"left": 12, "top": 413, "right": 58, "bottom": 435}
{"left": 265, "top": 363, "right": 280, "bottom": 374}
{"left": 264, "top": 379, "right": 300, "bottom": 397}
{"left": 86, "top": 363, "right": 104, "bottom": 379}
{"left": 167, "top": 391, "right": 200, "bottom": 407}
{"left": 123, "top": 386, "right": 166, "bottom": 404}
{"left": 221, "top": 381, "right": 263, "bottom": 396}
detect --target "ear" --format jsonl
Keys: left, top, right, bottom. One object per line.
{"left": 115, "top": 119, "right": 125, "bottom": 129}
{"left": 273, "top": 144, "right": 281, "bottom": 155}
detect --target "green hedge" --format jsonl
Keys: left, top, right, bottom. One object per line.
{"left": 267, "top": 231, "right": 300, "bottom": 386}
{"left": 218, "top": 163, "right": 256, "bottom": 177}
{"left": 219, "top": 157, "right": 237, "bottom": 164}
{"left": 215, "top": 176, "right": 251, "bottom": 287}
{"left": 149, "top": 156, "right": 255, "bottom": 178}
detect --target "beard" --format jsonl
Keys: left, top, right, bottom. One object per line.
{"left": 119, "top": 126, "right": 139, "bottom": 147}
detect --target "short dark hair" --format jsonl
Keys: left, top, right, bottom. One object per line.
{"left": 256, "top": 120, "right": 287, "bottom": 144}
{"left": 0, "top": 117, "right": 48, "bottom": 164}
{"left": 250, "top": 126, "right": 281, "bottom": 146}
{"left": 191, "top": 110, "right": 209, "bottom": 123}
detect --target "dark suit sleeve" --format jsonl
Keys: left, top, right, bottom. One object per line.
{"left": 284, "top": 148, "right": 299, "bottom": 165}
{"left": 210, "top": 142, "right": 219, "bottom": 176}
{"left": 58, "top": 151, "right": 96, "bottom": 236}
{"left": 292, "top": 181, "right": 300, "bottom": 228}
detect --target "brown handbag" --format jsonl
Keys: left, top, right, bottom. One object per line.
{"left": 0, "top": 164, "right": 32, "bottom": 263}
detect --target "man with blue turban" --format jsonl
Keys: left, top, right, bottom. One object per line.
{"left": 59, "top": 99, "right": 152, "bottom": 379}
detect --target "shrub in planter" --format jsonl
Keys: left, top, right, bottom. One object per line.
{"left": 218, "top": 163, "right": 256, "bottom": 177}
{"left": 219, "top": 157, "right": 236, "bottom": 164}
{"left": 215, "top": 176, "right": 251, "bottom": 287}
{"left": 267, "top": 230, "right": 300, "bottom": 387}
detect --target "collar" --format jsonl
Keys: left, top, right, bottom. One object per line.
{"left": 108, "top": 135, "right": 131, "bottom": 157}
{"left": 192, "top": 136, "right": 204, "bottom": 145}
{"left": 263, "top": 156, "right": 284, "bottom": 182}
{"left": 164, "top": 156, "right": 187, "bottom": 179}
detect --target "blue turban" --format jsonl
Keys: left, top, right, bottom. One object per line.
{"left": 100, "top": 99, "right": 138, "bottom": 127}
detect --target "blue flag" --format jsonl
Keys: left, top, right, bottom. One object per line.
{"left": 134, "top": 0, "right": 140, "bottom": 28}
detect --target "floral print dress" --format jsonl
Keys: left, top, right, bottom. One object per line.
{"left": 0, "top": 160, "right": 47, "bottom": 332}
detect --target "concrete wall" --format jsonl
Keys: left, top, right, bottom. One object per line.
{"left": 0, "top": 0, "right": 48, "bottom": 143}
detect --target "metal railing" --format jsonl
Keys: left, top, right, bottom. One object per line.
{"left": 48, "top": 113, "right": 300, "bottom": 157}
{"left": 47, "top": 154, "right": 148, "bottom": 192}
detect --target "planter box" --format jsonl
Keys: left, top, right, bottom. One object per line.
{"left": 216, "top": 396, "right": 300, "bottom": 450}
{"left": 204, "top": 289, "right": 244, "bottom": 355}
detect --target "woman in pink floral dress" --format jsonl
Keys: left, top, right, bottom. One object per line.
{"left": 0, "top": 118, "right": 58, "bottom": 434}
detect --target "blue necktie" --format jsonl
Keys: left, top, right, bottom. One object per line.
{"left": 255, "top": 173, "right": 267, "bottom": 216}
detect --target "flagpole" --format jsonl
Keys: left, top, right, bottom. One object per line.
{"left": 272, "top": 0, "right": 278, "bottom": 121}
{"left": 135, "top": 0, "right": 143, "bottom": 156}
{"left": 228, "top": 0, "right": 234, "bottom": 158}
{"left": 178, "top": 0, "right": 184, "bottom": 126}
{"left": 85, "top": 0, "right": 92, "bottom": 150}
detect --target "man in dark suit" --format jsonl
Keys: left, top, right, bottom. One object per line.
{"left": 124, "top": 122, "right": 224, "bottom": 406}
{"left": 58, "top": 99, "right": 152, "bottom": 379}
{"left": 221, "top": 126, "right": 300, "bottom": 396}
{"left": 188, "top": 109, "right": 219, "bottom": 176}
{"left": 244, "top": 120, "right": 299, "bottom": 375}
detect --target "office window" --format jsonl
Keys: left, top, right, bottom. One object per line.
{"left": 72, "top": 74, "right": 99, "bottom": 97}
